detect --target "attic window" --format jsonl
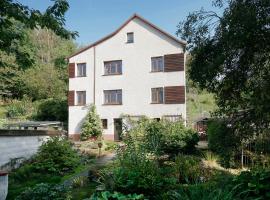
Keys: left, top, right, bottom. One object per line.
{"left": 127, "top": 32, "right": 134, "bottom": 43}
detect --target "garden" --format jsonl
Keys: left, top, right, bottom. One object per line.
{"left": 7, "top": 116, "right": 270, "bottom": 200}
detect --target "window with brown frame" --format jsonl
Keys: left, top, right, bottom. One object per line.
{"left": 104, "top": 60, "right": 122, "bottom": 75}
{"left": 77, "top": 63, "right": 86, "bottom": 77}
{"left": 151, "top": 57, "right": 163, "bottom": 72}
{"left": 101, "top": 119, "right": 108, "bottom": 129}
{"left": 76, "top": 91, "right": 86, "bottom": 106}
{"left": 151, "top": 87, "right": 164, "bottom": 104}
{"left": 104, "top": 90, "right": 122, "bottom": 105}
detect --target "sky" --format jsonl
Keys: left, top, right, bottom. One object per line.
{"left": 19, "top": 0, "right": 222, "bottom": 46}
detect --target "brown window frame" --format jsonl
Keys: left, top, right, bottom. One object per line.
{"left": 151, "top": 56, "right": 164, "bottom": 72}
{"left": 103, "top": 89, "right": 122, "bottom": 105}
{"left": 77, "top": 63, "right": 87, "bottom": 77}
{"left": 101, "top": 119, "right": 108, "bottom": 129}
{"left": 151, "top": 87, "right": 164, "bottom": 104}
{"left": 76, "top": 91, "right": 86, "bottom": 106}
{"left": 127, "top": 32, "right": 134, "bottom": 43}
{"left": 104, "top": 60, "right": 122, "bottom": 75}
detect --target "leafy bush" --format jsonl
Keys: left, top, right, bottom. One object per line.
{"left": 174, "top": 154, "right": 201, "bottom": 184}
{"left": 6, "top": 97, "right": 33, "bottom": 118}
{"left": 81, "top": 104, "right": 102, "bottom": 140}
{"left": 89, "top": 191, "right": 145, "bottom": 200}
{"left": 231, "top": 168, "right": 270, "bottom": 200}
{"left": 128, "top": 119, "right": 199, "bottom": 157}
{"left": 162, "top": 185, "right": 234, "bottom": 200}
{"left": 207, "top": 119, "right": 241, "bottom": 168}
{"left": 15, "top": 183, "right": 71, "bottom": 200}
{"left": 33, "top": 136, "right": 80, "bottom": 175}
{"left": 99, "top": 135, "right": 177, "bottom": 197}
{"left": 34, "top": 98, "right": 68, "bottom": 122}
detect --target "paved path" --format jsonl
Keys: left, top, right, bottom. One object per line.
{"left": 62, "top": 153, "right": 115, "bottom": 187}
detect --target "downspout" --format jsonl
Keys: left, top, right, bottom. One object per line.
{"left": 184, "top": 49, "right": 187, "bottom": 127}
{"left": 93, "top": 46, "right": 96, "bottom": 105}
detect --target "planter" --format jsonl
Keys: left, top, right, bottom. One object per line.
{"left": 0, "top": 171, "right": 8, "bottom": 200}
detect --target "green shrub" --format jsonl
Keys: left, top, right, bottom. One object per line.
{"left": 132, "top": 119, "right": 199, "bottom": 157}
{"left": 207, "top": 119, "right": 241, "bottom": 168}
{"left": 34, "top": 98, "right": 67, "bottom": 122}
{"left": 231, "top": 168, "right": 270, "bottom": 200}
{"left": 89, "top": 191, "right": 145, "bottom": 200}
{"left": 162, "top": 185, "right": 234, "bottom": 200}
{"left": 174, "top": 154, "right": 201, "bottom": 184}
{"left": 6, "top": 97, "right": 33, "bottom": 118}
{"left": 33, "top": 136, "right": 80, "bottom": 175}
{"left": 15, "top": 183, "right": 71, "bottom": 200}
{"left": 81, "top": 104, "right": 102, "bottom": 140}
{"left": 99, "top": 135, "right": 177, "bottom": 197}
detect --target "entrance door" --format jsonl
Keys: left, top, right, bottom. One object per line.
{"left": 114, "top": 118, "right": 122, "bottom": 141}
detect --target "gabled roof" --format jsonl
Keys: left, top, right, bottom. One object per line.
{"left": 68, "top": 13, "right": 187, "bottom": 59}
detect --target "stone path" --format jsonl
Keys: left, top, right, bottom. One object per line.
{"left": 62, "top": 153, "right": 115, "bottom": 187}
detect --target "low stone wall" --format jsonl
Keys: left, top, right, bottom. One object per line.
{"left": 0, "top": 129, "right": 61, "bottom": 169}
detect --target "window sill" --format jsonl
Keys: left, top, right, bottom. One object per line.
{"left": 126, "top": 41, "right": 134, "bottom": 44}
{"left": 150, "top": 71, "right": 164, "bottom": 73}
{"left": 102, "top": 103, "right": 122, "bottom": 106}
{"left": 76, "top": 76, "right": 87, "bottom": 78}
{"left": 102, "top": 73, "right": 122, "bottom": 76}
{"left": 150, "top": 102, "right": 164, "bottom": 104}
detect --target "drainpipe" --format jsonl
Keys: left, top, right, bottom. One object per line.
{"left": 0, "top": 171, "right": 8, "bottom": 200}
{"left": 93, "top": 46, "right": 96, "bottom": 105}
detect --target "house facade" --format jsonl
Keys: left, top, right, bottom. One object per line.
{"left": 68, "top": 14, "right": 187, "bottom": 140}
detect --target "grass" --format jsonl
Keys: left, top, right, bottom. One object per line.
{"left": 0, "top": 104, "right": 7, "bottom": 118}
{"left": 70, "top": 182, "right": 98, "bottom": 199}
{"left": 187, "top": 88, "right": 217, "bottom": 126}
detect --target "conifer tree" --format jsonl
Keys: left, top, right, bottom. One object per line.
{"left": 81, "top": 104, "right": 102, "bottom": 141}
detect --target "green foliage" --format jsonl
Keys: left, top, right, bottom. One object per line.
{"left": 231, "top": 168, "right": 270, "bottom": 200}
{"left": 15, "top": 183, "right": 71, "bottom": 200}
{"left": 0, "top": 0, "right": 77, "bottom": 68}
{"left": 162, "top": 185, "right": 234, "bottom": 200}
{"left": 6, "top": 97, "right": 34, "bottom": 118}
{"left": 187, "top": 88, "right": 216, "bottom": 125}
{"left": 81, "top": 105, "right": 103, "bottom": 140}
{"left": 90, "top": 191, "right": 145, "bottom": 200}
{"left": 33, "top": 137, "right": 80, "bottom": 175}
{"left": 20, "top": 64, "right": 67, "bottom": 100}
{"left": 34, "top": 98, "right": 68, "bottom": 122}
{"left": 207, "top": 119, "right": 241, "bottom": 168}
{"left": 99, "top": 135, "right": 177, "bottom": 197}
{"left": 72, "top": 176, "right": 89, "bottom": 188}
{"left": 174, "top": 154, "right": 201, "bottom": 184}
{"left": 128, "top": 119, "right": 199, "bottom": 157}
{"left": 177, "top": 0, "right": 270, "bottom": 135}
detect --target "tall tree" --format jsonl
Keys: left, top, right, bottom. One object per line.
{"left": 0, "top": 0, "right": 77, "bottom": 68}
{"left": 177, "top": 0, "right": 270, "bottom": 136}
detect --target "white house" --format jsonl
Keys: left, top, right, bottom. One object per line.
{"left": 68, "top": 14, "right": 187, "bottom": 141}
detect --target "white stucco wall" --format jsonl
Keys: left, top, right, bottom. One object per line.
{"left": 0, "top": 136, "right": 48, "bottom": 168}
{"left": 69, "top": 17, "right": 186, "bottom": 138}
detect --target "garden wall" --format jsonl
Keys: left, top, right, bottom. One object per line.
{"left": 0, "top": 130, "right": 61, "bottom": 169}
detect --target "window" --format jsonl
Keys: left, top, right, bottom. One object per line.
{"left": 76, "top": 91, "right": 86, "bottom": 105}
{"left": 77, "top": 63, "right": 86, "bottom": 77}
{"left": 104, "top": 90, "right": 122, "bottom": 105}
{"left": 151, "top": 57, "right": 163, "bottom": 72}
{"left": 104, "top": 60, "right": 122, "bottom": 75}
{"left": 127, "top": 32, "right": 134, "bottom": 43}
{"left": 101, "top": 119, "right": 108, "bottom": 129}
{"left": 151, "top": 87, "right": 164, "bottom": 104}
